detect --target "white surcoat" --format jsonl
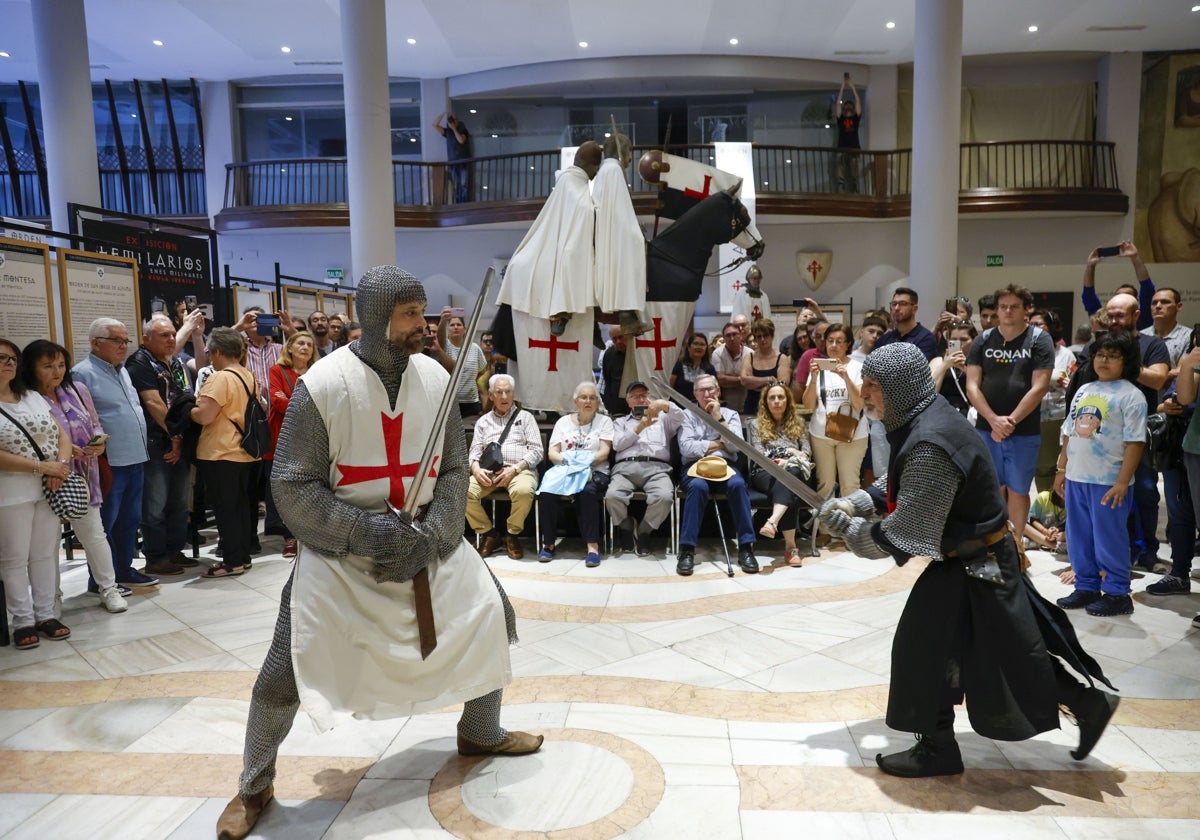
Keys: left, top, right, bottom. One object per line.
{"left": 592, "top": 157, "right": 646, "bottom": 312}
{"left": 290, "top": 350, "right": 511, "bottom": 731}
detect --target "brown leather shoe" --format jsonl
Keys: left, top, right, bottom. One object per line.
{"left": 457, "top": 730, "right": 544, "bottom": 757}
{"left": 479, "top": 533, "right": 502, "bottom": 558}
{"left": 504, "top": 534, "right": 524, "bottom": 559}
{"left": 216, "top": 785, "right": 273, "bottom": 840}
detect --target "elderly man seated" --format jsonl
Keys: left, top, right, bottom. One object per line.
{"left": 677, "top": 374, "right": 758, "bottom": 576}
{"left": 606, "top": 380, "right": 684, "bottom": 556}
{"left": 467, "top": 373, "right": 544, "bottom": 559}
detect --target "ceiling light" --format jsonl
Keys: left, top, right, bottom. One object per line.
{"left": 284, "top": 116, "right": 293, "bottom": 121}
{"left": 729, "top": 38, "right": 739, "bottom": 45}
{"left": 824, "top": 123, "right": 830, "bottom": 129}
{"left": 886, "top": 21, "right": 896, "bottom": 30}
{"left": 406, "top": 38, "right": 416, "bottom": 45}
{"left": 152, "top": 39, "right": 164, "bottom": 46}
{"left": 409, "top": 137, "right": 417, "bottom": 142}
{"left": 482, "top": 185, "right": 488, "bottom": 190}
{"left": 578, "top": 41, "right": 588, "bottom": 48}
{"left": 529, "top": 166, "right": 535, "bottom": 170}
{"left": 1193, "top": 4, "right": 1199, "bottom": 10}
{"left": 469, "top": 109, "right": 477, "bottom": 114}
{"left": 491, "top": 133, "right": 498, "bottom": 138}
{"left": 785, "top": 159, "right": 792, "bottom": 164}
{"left": 0, "top": 51, "right": 9, "bottom": 58}
{"left": 604, "top": 132, "right": 611, "bottom": 138}
{"left": 280, "top": 45, "right": 291, "bottom": 53}
{"left": 1027, "top": 25, "right": 1038, "bottom": 32}
{"left": 131, "top": 113, "right": 138, "bottom": 118}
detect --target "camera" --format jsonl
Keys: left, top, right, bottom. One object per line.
{"left": 184, "top": 294, "right": 197, "bottom": 312}
{"left": 1096, "top": 245, "right": 1122, "bottom": 258}
{"left": 633, "top": 405, "right": 647, "bottom": 418}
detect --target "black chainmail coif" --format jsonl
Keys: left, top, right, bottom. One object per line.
{"left": 863, "top": 342, "right": 937, "bottom": 432}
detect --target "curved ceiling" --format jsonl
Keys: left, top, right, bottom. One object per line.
{"left": 0, "top": 0, "right": 1196, "bottom": 85}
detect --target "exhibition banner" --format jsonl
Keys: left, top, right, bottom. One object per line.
{"left": 80, "top": 218, "right": 210, "bottom": 319}
{"left": 0, "top": 237, "right": 55, "bottom": 349}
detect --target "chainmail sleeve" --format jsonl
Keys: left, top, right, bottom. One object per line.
{"left": 875, "top": 442, "right": 962, "bottom": 563}
{"left": 270, "top": 382, "right": 360, "bottom": 556}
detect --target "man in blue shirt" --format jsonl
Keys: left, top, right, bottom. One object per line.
{"left": 1081, "top": 242, "right": 1154, "bottom": 331}
{"left": 73, "top": 317, "right": 156, "bottom": 586}
{"left": 874, "top": 287, "right": 939, "bottom": 362}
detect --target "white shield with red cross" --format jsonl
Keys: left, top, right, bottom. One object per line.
{"left": 509, "top": 307, "right": 595, "bottom": 413}
{"left": 633, "top": 302, "right": 694, "bottom": 386}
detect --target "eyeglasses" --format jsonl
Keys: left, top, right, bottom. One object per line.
{"left": 1093, "top": 352, "right": 1123, "bottom": 362}
{"left": 695, "top": 385, "right": 719, "bottom": 393}
{"left": 890, "top": 300, "right": 914, "bottom": 308}
{"left": 97, "top": 337, "right": 130, "bottom": 347}
{"left": 0, "top": 353, "right": 18, "bottom": 365}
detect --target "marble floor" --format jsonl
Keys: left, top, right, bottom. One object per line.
{"left": 2, "top": 529, "right": 1199, "bottom": 839}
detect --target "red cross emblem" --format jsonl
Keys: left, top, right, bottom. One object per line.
{"left": 683, "top": 174, "right": 712, "bottom": 200}
{"left": 636, "top": 316, "right": 678, "bottom": 371}
{"left": 528, "top": 333, "right": 580, "bottom": 372}
{"left": 731, "top": 279, "right": 743, "bottom": 292}
{"left": 751, "top": 304, "right": 762, "bottom": 321}
{"left": 806, "top": 259, "right": 824, "bottom": 284}
{"left": 335, "top": 412, "right": 439, "bottom": 509}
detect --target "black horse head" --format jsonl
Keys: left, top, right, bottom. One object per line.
{"left": 646, "top": 190, "right": 766, "bottom": 302}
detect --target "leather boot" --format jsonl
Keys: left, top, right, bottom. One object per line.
{"left": 457, "top": 730, "right": 544, "bottom": 756}
{"left": 876, "top": 731, "right": 964, "bottom": 778}
{"left": 216, "top": 785, "right": 273, "bottom": 840}
{"left": 1065, "top": 686, "right": 1120, "bottom": 760}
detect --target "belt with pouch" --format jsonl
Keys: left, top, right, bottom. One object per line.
{"left": 947, "top": 526, "right": 1013, "bottom": 586}
{"left": 946, "top": 526, "right": 1009, "bottom": 559}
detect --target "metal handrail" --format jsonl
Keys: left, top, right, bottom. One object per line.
{"left": 217, "top": 139, "right": 1122, "bottom": 212}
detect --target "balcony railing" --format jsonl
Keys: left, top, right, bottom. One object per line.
{"left": 216, "top": 139, "right": 1124, "bottom": 228}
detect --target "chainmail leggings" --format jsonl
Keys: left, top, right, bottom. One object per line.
{"left": 238, "top": 573, "right": 507, "bottom": 797}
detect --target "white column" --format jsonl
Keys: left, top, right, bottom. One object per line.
{"left": 30, "top": 0, "right": 101, "bottom": 233}
{"left": 865, "top": 64, "right": 899, "bottom": 152}
{"left": 420, "top": 78, "right": 450, "bottom": 164}
{"left": 339, "top": 0, "right": 396, "bottom": 280}
{"left": 200, "top": 81, "right": 236, "bottom": 230}
{"left": 1096, "top": 52, "right": 1141, "bottom": 244}
{"left": 908, "top": 0, "right": 962, "bottom": 302}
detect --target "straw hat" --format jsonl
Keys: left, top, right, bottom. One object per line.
{"left": 686, "top": 455, "right": 735, "bottom": 481}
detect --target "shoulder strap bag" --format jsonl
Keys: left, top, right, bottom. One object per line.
{"left": 819, "top": 369, "right": 858, "bottom": 443}
{"left": 478, "top": 409, "right": 520, "bottom": 472}
{"left": 0, "top": 404, "right": 90, "bottom": 520}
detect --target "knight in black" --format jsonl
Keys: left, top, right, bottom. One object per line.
{"left": 818, "top": 343, "right": 1118, "bottom": 778}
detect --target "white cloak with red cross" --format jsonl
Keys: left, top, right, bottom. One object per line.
{"left": 508, "top": 307, "right": 595, "bottom": 413}
{"left": 592, "top": 156, "right": 646, "bottom": 313}
{"left": 632, "top": 302, "right": 694, "bottom": 387}
{"left": 290, "top": 349, "right": 511, "bottom": 731}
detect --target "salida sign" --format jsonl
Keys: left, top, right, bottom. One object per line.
{"left": 81, "top": 219, "right": 211, "bottom": 319}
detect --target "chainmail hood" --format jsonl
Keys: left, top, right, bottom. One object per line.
{"left": 863, "top": 342, "right": 937, "bottom": 432}
{"left": 352, "top": 265, "right": 426, "bottom": 379}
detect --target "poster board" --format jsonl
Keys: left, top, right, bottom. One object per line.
{"left": 0, "top": 237, "right": 55, "bottom": 350}
{"left": 282, "top": 285, "right": 319, "bottom": 323}
{"left": 57, "top": 248, "right": 141, "bottom": 365}
{"left": 323, "top": 291, "right": 352, "bottom": 320}
{"left": 232, "top": 286, "right": 276, "bottom": 318}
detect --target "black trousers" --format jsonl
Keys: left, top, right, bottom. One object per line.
{"left": 539, "top": 473, "right": 609, "bottom": 546}
{"left": 198, "top": 459, "right": 257, "bottom": 570}
{"left": 751, "top": 465, "right": 812, "bottom": 530}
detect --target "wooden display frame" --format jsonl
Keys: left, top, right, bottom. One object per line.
{"left": 0, "top": 236, "right": 56, "bottom": 349}
{"left": 57, "top": 248, "right": 141, "bottom": 364}
{"left": 232, "top": 286, "right": 277, "bottom": 318}
{"left": 282, "top": 285, "right": 320, "bottom": 323}
{"left": 322, "top": 291, "right": 353, "bottom": 320}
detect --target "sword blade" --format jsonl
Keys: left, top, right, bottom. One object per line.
{"left": 648, "top": 375, "right": 827, "bottom": 510}
{"left": 404, "top": 266, "right": 495, "bottom": 517}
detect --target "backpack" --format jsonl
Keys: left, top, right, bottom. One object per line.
{"left": 227, "top": 370, "right": 271, "bottom": 459}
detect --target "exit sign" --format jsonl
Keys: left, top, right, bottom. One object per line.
{"left": 326, "top": 268, "right": 344, "bottom": 281}
{"left": 985, "top": 255, "right": 1004, "bottom": 267}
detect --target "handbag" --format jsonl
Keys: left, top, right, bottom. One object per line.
{"left": 0, "top": 404, "right": 90, "bottom": 520}
{"left": 478, "top": 408, "right": 519, "bottom": 472}
{"left": 820, "top": 370, "right": 859, "bottom": 443}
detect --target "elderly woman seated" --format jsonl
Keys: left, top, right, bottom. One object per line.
{"left": 537, "top": 381, "right": 613, "bottom": 568}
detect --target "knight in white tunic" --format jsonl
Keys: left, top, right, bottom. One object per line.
{"left": 496, "top": 141, "right": 602, "bottom": 321}
{"left": 217, "top": 266, "right": 542, "bottom": 840}
{"left": 592, "top": 133, "right": 649, "bottom": 332}
{"left": 730, "top": 264, "right": 771, "bottom": 324}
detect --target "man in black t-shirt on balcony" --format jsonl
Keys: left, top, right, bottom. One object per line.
{"left": 834, "top": 73, "right": 863, "bottom": 192}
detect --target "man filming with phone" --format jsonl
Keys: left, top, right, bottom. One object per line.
{"left": 606, "top": 381, "right": 685, "bottom": 556}
{"left": 1082, "top": 242, "right": 1155, "bottom": 330}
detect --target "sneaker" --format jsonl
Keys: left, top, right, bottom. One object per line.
{"left": 117, "top": 570, "right": 160, "bottom": 586}
{"left": 100, "top": 586, "right": 128, "bottom": 613}
{"left": 1085, "top": 593, "right": 1134, "bottom": 617}
{"left": 537, "top": 546, "right": 554, "bottom": 562}
{"left": 1056, "top": 589, "right": 1101, "bottom": 609}
{"left": 585, "top": 552, "right": 602, "bottom": 568}
{"left": 88, "top": 580, "right": 133, "bottom": 597}
{"left": 1145, "top": 574, "right": 1191, "bottom": 596}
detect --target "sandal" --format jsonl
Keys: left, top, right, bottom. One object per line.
{"left": 35, "top": 618, "right": 71, "bottom": 640}
{"left": 758, "top": 521, "right": 778, "bottom": 539}
{"left": 201, "top": 565, "right": 246, "bottom": 578}
{"left": 787, "top": 547, "right": 804, "bottom": 567}
{"left": 14, "top": 626, "right": 39, "bottom": 650}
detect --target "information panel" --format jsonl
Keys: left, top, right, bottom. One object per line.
{"left": 0, "top": 237, "right": 55, "bottom": 350}
{"left": 282, "top": 286, "right": 319, "bottom": 323}
{"left": 57, "top": 249, "right": 141, "bottom": 364}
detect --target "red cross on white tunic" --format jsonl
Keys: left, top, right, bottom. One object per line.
{"left": 636, "top": 316, "right": 679, "bottom": 372}
{"left": 683, "top": 174, "right": 712, "bottom": 200}
{"left": 335, "top": 412, "right": 439, "bottom": 509}
{"left": 528, "top": 333, "right": 580, "bottom": 372}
